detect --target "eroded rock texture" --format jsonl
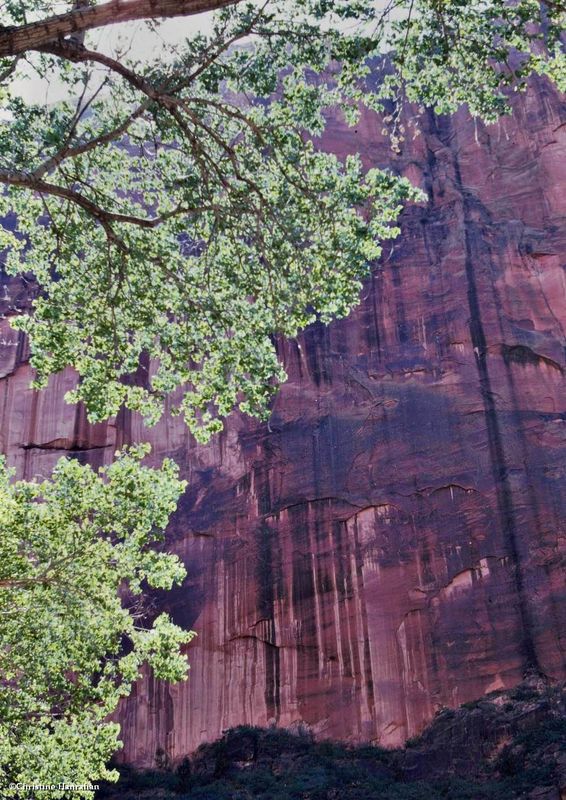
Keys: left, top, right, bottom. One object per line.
{"left": 0, "top": 77, "right": 565, "bottom": 765}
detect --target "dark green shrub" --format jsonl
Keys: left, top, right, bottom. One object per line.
{"left": 97, "top": 684, "right": 565, "bottom": 800}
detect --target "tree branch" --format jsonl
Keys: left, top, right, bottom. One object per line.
{"left": 0, "top": 0, "right": 242, "bottom": 57}
{"left": 32, "top": 101, "right": 151, "bottom": 179}
{"left": 0, "top": 169, "right": 220, "bottom": 240}
{"left": 35, "top": 40, "right": 269, "bottom": 199}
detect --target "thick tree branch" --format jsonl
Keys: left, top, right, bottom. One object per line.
{"left": 39, "top": 40, "right": 163, "bottom": 97}
{"left": 0, "top": 0, "right": 242, "bottom": 57}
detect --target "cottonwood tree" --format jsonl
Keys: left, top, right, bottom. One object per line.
{"left": 0, "top": 1, "right": 563, "bottom": 796}
{"left": 0, "top": 0, "right": 562, "bottom": 438}
{"left": 0, "top": 445, "right": 193, "bottom": 798}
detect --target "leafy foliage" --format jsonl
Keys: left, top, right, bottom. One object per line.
{"left": 0, "top": 445, "right": 194, "bottom": 798}
{"left": 0, "top": 0, "right": 562, "bottom": 437}
{"left": 0, "top": 0, "right": 420, "bottom": 440}
{"left": 385, "top": 0, "right": 565, "bottom": 122}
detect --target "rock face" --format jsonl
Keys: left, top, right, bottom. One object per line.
{"left": 1, "top": 77, "right": 565, "bottom": 766}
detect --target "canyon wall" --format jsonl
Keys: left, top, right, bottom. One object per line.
{"left": 0, "top": 77, "right": 565, "bottom": 766}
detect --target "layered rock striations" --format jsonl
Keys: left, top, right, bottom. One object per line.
{"left": 0, "top": 77, "right": 565, "bottom": 765}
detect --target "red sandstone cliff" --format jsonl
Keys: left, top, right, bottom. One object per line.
{"left": 0, "top": 76, "right": 565, "bottom": 766}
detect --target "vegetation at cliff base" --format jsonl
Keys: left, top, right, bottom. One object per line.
{"left": 96, "top": 682, "right": 566, "bottom": 800}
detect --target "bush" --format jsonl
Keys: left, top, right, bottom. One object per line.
{"left": 97, "top": 683, "right": 565, "bottom": 800}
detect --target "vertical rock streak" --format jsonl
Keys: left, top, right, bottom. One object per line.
{"left": 451, "top": 136, "right": 540, "bottom": 673}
